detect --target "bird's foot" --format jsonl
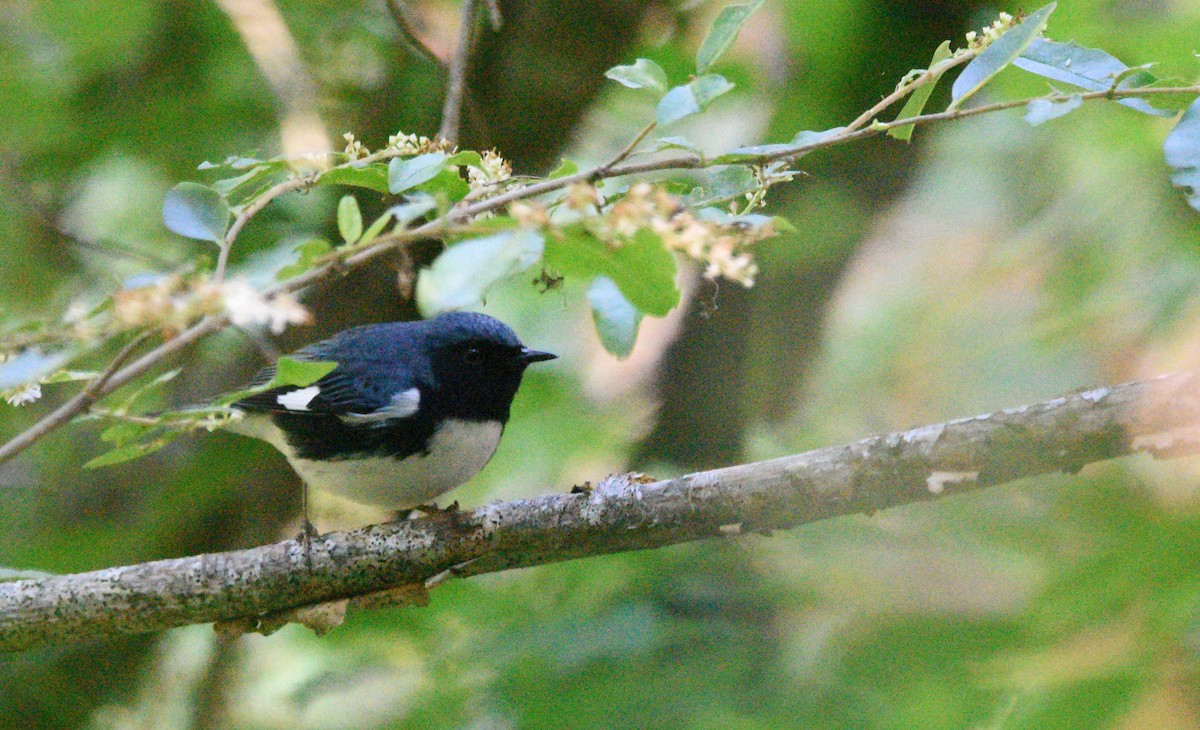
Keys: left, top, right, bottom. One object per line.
{"left": 416, "top": 500, "right": 460, "bottom": 516}
{"left": 395, "top": 501, "right": 461, "bottom": 523}
{"left": 294, "top": 518, "right": 320, "bottom": 541}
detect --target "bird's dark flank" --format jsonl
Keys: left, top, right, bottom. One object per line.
{"left": 224, "top": 312, "right": 555, "bottom": 510}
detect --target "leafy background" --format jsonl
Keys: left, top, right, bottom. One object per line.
{"left": 2, "top": 0, "right": 1200, "bottom": 727}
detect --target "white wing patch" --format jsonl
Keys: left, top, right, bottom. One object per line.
{"left": 276, "top": 385, "right": 321, "bottom": 411}
{"left": 340, "top": 387, "right": 421, "bottom": 425}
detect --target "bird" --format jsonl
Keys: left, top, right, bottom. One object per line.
{"left": 223, "top": 311, "right": 556, "bottom": 513}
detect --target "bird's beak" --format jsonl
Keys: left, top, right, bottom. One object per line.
{"left": 517, "top": 347, "right": 557, "bottom": 365}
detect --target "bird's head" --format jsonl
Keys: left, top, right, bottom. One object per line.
{"left": 421, "top": 312, "right": 556, "bottom": 421}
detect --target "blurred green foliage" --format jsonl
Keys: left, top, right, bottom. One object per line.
{"left": 2, "top": 0, "right": 1200, "bottom": 728}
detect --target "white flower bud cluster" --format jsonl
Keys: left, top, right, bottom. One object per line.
{"left": 111, "top": 276, "right": 310, "bottom": 337}
{"left": 467, "top": 150, "right": 512, "bottom": 188}
{"left": 552, "top": 182, "right": 769, "bottom": 287}
{"left": 219, "top": 280, "right": 311, "bottom": 335}
{"left": 966, "top": 11, "right": 1016, "bottom": 50}
{"left": 342, "top": 132, "right": 369, "bottom": 159}
{"left": 4, "top": 382, "right": 40, "bottom": 406}
{"left": 387, "top": 132, "right": 455, "bottom": 156}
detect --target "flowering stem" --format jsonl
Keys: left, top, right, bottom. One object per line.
{"left": 845, "top": 51, "right": 974, "bottom": 132}
{"left": 0, "top": 331, "right": 152, "bottom": 463}
{"left": 1, "top": 81, "right": 1197, "bottom": 466}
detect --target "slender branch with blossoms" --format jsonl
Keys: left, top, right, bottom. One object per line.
{"left": 0, "top": 3, "right": 1198, "bottom": 469}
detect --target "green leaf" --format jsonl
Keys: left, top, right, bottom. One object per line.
{"left": 84, "top": 433, "right": 180, "bottom": 469}
{"left": 210, "top": 163, "right": 286, "bottom": 204}
{"left": 709, "top": 165, "right": 758, "bottom": 199}
{"left": 1012, "top": 38, "right": 1173, "bottom": 117}
{"left": 337, "top": 195, "right": 363, "bottom": 244}
{"left": 1024, "top": 93, "right": 1083, "bottom": 125}
{"left": 416, "top": 231, "right": 546, "bottom": 315}
{"left": 390, "top": 194, "right": 439, "bottom": 227}
{"left": 415, "top": 168, "right": 471, "bottom": 202}
{"left": 711, "top": 143, "right": 791, "bottom": 163}
{"left": 162, "top": 182, "right": 231, "bottom": 243}
{"left": 318, "top": 164, "right": 391, "bottom": 194}
{"left": 712, "top": 127, "right": 845, "bottom": 164}
{"left": 358, "top": 210, "right": 394, "bottom": 246}
{"left": 544, "top": 227, "right": 679, "bottom": 316}
{"left": 657, "top": 86, "right": 701, "bottom": 126}
{"left": 271, "top": 357, "right": 338, "bottom": 388}
{"left": 950, "top": 3, "right": 1056, "bottom": 109}
{"left": 656, "top": 74, "right": 735, "bottom": 125}
{"left": 100, "top": 421, "right": 152, "bottom": 446}
{"left": 548, "top": 159, "right": 580, "bottom": 179}
{"left": 693, "top": 74, "right": 736, "bottom": 108}
{"left": 199, "top": 155, "right": 264, "bottom": 170}
{"left": 888, "top": 41, "right": 954, "bottom": 141}
{"left": 653, "top": 137, "right": 703, "bottom": 154}
{"left": 448, "top": 150, "right": 484, "bottom": 167}
{"left": 389, "top": 153, "right": 449, "bottom": 194}
{"left": 114, "top": 368, "right": 181, "bottom": 413}
{"left": 276, "top": 237, "right": 333, "bottom": 280}
{"left": 605, "top": 58, "right": 669, "bottom": 94}
{"left": 40, "top": 369, "right": 99, "bottom": 384}
{"left": 588, "top": 276, "right": 642, "bottom": 359}
{"left": 1164, "top": 97, "right": 1200, "bottom": 213}
{"left": 695, "top": 0, "right": 766, "bottom": 74}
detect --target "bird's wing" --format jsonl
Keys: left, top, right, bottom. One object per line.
{"left": 233, "top": 352, "right": 417, "bottom": 421}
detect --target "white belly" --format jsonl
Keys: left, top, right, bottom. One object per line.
{"left": 229, "top": 415, "right": 504, "bottom": 509}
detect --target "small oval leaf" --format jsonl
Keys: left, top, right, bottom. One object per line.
{"left": 271, "top": 357, "right": 338, "bottom": 388}
{"left": 162, "top": 182, "right": 231, "bottom": 243}
{"left": 605, "top": 58, "right": 669, "bottom": 94}
{"left": 389, "top": 153, "right": 449, "bottom": 194}
{"left": 543, "top": 227, "right": 679, "bottom": 316}
{"left": 84, "top": 434, "right": 180, "bottom": 469}
{"left": 1013, "top": 38, "right": 1173, "bottom": 117}
{"left": 1023, "top": 94, "right": 1083, "bottom": 126}
{"left": 318, "top": 164, "right": 391, "bottom": 193}
{"left": 416, "top": 231, "right": 546, "bottom": 315}
{"left": 589, "top": 276, "right": 642, "bottom": 359}
{"left": 337, "top": 195, "right": 363, "bottom": 244}
{"left": 656, "top": 75, "right": 735, "bottom": 126}
{"left": 950, "top": 3, "right": 1056, "bottom": 108}
{"left": 1164, "top": 97, "right": 1200, "bottom": 213}
{"left": 695, "top": 0, "right": 766, "bottom": 74}
{"left": 888, "top": 41, "right": 954, "bottom": 142}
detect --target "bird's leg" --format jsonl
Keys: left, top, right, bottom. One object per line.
{"left": 296, "top": 480, "right": 318, "bottom": 572}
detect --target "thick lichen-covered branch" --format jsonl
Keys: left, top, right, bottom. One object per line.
{"left": 2, "top": 369, "right": 1200, "bottom": 653}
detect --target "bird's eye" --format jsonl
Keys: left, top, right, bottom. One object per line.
{"left": 464, "top": 346, "right": 483, "bottom": 364}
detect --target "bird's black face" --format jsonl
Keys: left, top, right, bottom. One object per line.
{"left": 427, "top": 335, "right": 556, "bottom": 422}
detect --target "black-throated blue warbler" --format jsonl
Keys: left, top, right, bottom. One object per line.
{"left": 224, "top": 311, "right": 555, "bottom": 511}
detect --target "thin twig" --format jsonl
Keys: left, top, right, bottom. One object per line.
{"left": 1, "top": 81, "right": 1197, "bottom": 466}
{"left": 214, "top": 175, "right": 316, "bottom": 283}
{"left": 845, "top": 52, "right": 974, "bottom": 132}
{"left": 3, "top": 368, "right": 1200, "bottom": 652}
{"left": 0, "top": 331, "right": 152, "bottom": 463}
{"left": 0, "top": 317, "right": 224, "bottom": 465}
{"left": 597, "top": 121, "right": 658, "bottom": 175}
{"left": 438, "top": 0, "right": 479, "bottom": 144}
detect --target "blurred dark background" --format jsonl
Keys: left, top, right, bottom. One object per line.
{"left": 2, "top": 0, "right": 1200, "bottom": 727}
